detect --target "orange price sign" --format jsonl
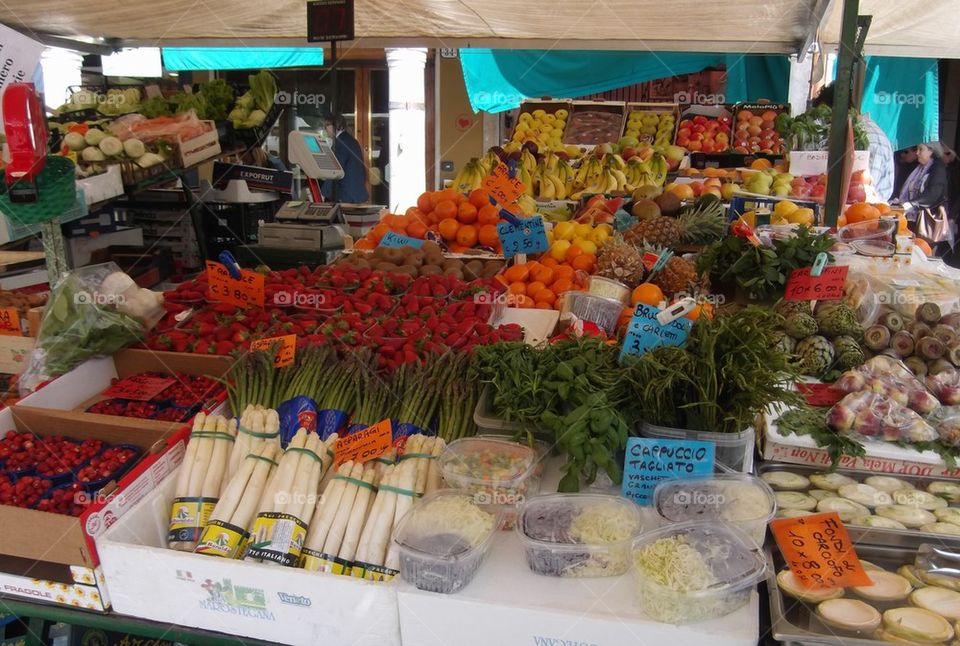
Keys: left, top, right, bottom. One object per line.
{"left": 250, "top": 334, "right": 297, "bottom": 367}
{"left": 0, "top": 307, "right": 21, "bottom": 337}
{"left": 335, "top": 419, "right": 392, "bottom": 467}
{"left": 205, "top": 261, "right": 265, "bottom": 308}
{"left": 482, "top": 163, "right": 524, "bottom": 206}
{"left": 770, "top": 511, "right": 872, "bottom": 590}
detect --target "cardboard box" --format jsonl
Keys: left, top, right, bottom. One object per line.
{"left": 0, "top": 336, "right": 33, "bottom": 374}
{"left": 397, "top": 531, "right": 760, "bottom": 646}
{"left": 788, "top": 150, "right": 870, "bottom": 176}
{"left": 511, "top": 99, "right": 573, "bottom": 142}
{"left": 96, "top": 469, "right": 402, "bottom": 646}
{"left": 15, "top": 349, "right": 231, "bottom": 435}
{"left": 564, "top": 101, "right": 626, "bottom": 146}
{"left": 624, "top": 102, "right": 680, "bottom": 144}
{"left": 179, "top": 122, "right": 222, "bottom": 167}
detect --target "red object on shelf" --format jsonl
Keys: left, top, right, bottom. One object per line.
{"left": 2, "top": 83, "right": 48, "bottom": 201}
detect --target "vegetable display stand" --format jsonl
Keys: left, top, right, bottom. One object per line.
{"left": 96, "top": 469, "right": 402, "bottom": 646}
{"left": 473, "top": 385, "right": 545, "bottom": 437}
{"left": 639, "top": 422, "right": 756, "bottom": 472}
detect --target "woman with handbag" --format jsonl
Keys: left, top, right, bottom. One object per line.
{"left": 893, "top": 142, "right": 951, "bottom": 252}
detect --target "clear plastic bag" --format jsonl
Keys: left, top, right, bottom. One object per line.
{"left": 826, "top": 391, "right": 938, "bottom": 443}
{"left": 927, "top": 369, "right": 960, "bottom": 406}
{"left": 19, "top": 263, "right": 164, "bottom": 395}
{"left": 833, "top": 355, "right": 941, "bottom": 415}
{"left": 928, "top": 406, "right": 960, "bottom": 446}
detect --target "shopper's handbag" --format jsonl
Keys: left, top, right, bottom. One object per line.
{"left": 916, "top": 204, "right": 951, "bottom": 244}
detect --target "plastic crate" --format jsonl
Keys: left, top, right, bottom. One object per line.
{"left": 727, "top": 195, "right": 821, "bottom": 222}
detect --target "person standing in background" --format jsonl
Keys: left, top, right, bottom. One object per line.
{"left": 893, "top": 147, "right": 919, "bottom": 198}
{"left": 894, "top": 142, "right": 949, "bottom": 219}
{"left": 321, "top": 114, "right": 369, "bottom": 204}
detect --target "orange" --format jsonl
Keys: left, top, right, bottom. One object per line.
{"left": 478, "top": 224, "right": 500, "bottom": 248}
{"left": 504, "top": 263, "right": 530, "bottom": 283}
{"left": 750, "top": 158, "right": 772, "bottom": 170}
{"left": 455, "top": 192, "right": 468, "bottom": 204}
{"left": 477, "top": 204, "right": 501, "bottom": 226}
{"left": 508, "top": 282, "right": 527, "bottom": 295}
{"left": 469, "top": 189, "right": 490, "bottom": 210}
{"left": 527, "top": 281, "right": 546, "bottom": 296}
{"left": 354, "top": 239, "right": 376, "bottom": 250}
{"left": 876, "top": 202, "right": 892, "bottom": 215}
{"left": 915, "top": 238, "right": 933, "bottom": 256}
{"left": 458, "top": 202, "right": 478, "bottom": 224}
{"left": 565, "top": 245, "right": 585, "bottom": 263}
{"left": 407, "top": 221, "right": 428, "bottom": 239}
{"left": 516, "top": 294, "right": 535, "bottom": 309}
{"left": 618, "top": 306, "right": 633, "bottom": 327}
{"left": 532, "top": 287, "right": 556, "bottom": 305}
{"left": 392, "top": 215, "right": 410, "bottom": 232}
{"left": 897, "top": 212, "right": 909, "bottom": 234}
{"left": 431, "top": 188, "right": 458, "bottom": 206}
{"left": 370, "top": 223, "right": 390, "bottom": 242}
{"left": 530, "top": 264, "right": 555, "bottom": 285}
{"left": 844, "top": 202, "right": 881, "bottom": 224}
{"left": 405, "top": 207, "right": 425, "bottom": 220}
{"left": 553, "top": 265, "right": 575, "bottom": 282}
{"left": 438, "top": 219, "right": 459, "bottom": 241}
{"left": 535, "top": 301, "right": 553, "bottom": 310}
{"left": 456, "top": 224, "right": 478, "bottom": 248}
{"left": 417, "top": 192, "right": 434, "bottom": 213}
{"left": 571, "top": 253, "right": 596, "bottom": 272}
{"left": 631, "top": 283, "right": 665, "bottom": 307}
{"left": 540, "top": 256, "right": 559, "bottom": 269}
{"left": 551, "top": 278, "right": 573, "bottom": 294}
{"left": 836, "top": 214, "right": 847, "bottom": 228}
{"left": 686, "top": 302, "right": 714, "bottom": 321}
{"left": 448, "top": 243, "right": 469, "bottom": 253}
{"left": 435, "top": 200, "right": 458, "bottom": 221}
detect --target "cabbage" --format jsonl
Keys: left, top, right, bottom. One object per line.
{"left": 246, "top": 109, "right": 266, "bottom": 127}
{"left": 81, "top": 147, "right": 105, "bottom": 162}
{"left": 98, "top": 136, "right": 123, "bottom": 157}
{"left": 123, "top": 139, "right": 146, "bottom": 159}
{"left": 235, "top": 93, "right": 255, "bottom": 110}
{"left": 84, "top": 129, "right": 106, "bottom": 146}
{"left": 64, "top": 132, "right": 86, "bottom": 151}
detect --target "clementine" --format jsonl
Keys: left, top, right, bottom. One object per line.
{"left": 631, "top": 283, "right": 665, "bottom": 307}
{"left": 478, "top": 224, "right": 500, "bottom": 248}
{"left": 504, "top": 263, "right": 530, "bottom": 283}
{"left": 435, "top": 200, "right": 458, "bottom": 221}
{"left": 571, "top": 253, "right": 596, "bottom": 272}
{"left": 477, "top": 204, "right": 500, "bottom": 225}
{"left": 456, "top": 224, "right": 478, "bottom": 248}
{"left": 438, "top": 219, "right": 460, "bottom": 241}
{"left": 469, "top": 188, "right": 490, "bottom": 210}
{"left": 416, "top": 192, "right": 433, "bottom": 213}
{"left": 530, "top": 264, "right": 555, "bottom": 285}
{"left": 458, "top": 202, "right": 478, "bottom": 224}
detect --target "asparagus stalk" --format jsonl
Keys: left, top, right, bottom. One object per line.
{"left": 338, "top": 465, "right": 377, "bottom": 563}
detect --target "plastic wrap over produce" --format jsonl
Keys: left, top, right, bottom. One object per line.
{"left": 844, "top": 259, "right": 960, "bottom": 326}
{"left": 19, "top": 262, "right": 164, "bottom": 394}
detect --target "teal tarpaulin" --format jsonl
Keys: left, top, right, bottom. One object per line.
{"left": 163, "top": 48, "right": 324, "bottom": 71}
{"left": 858, "top": 56, "right": 939, "bottom": 150}
{"left": 459, "top": 49, "right": 789, "bottom": 113}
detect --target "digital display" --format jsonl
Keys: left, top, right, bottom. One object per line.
{"left": 306, "top": 136, "right": 323, "bottom": 153}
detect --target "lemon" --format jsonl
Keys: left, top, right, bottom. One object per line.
{"left": 774, "top": 199, "right": 799, "bottom": 218}
{"left": 553, "top": 221, "right": 576, "bottom": 241}
{"left": 788, "top": 207, "right": 815, "bottom": 226}
{"left": 573, "top": 239, "right": 598, "bottom": 255}
{"left": 555, "top": 109, "right": 568, "bottom": 119}
{"left": 589, "top": 227, "right": 611, "bottom": 245}
{"left": 573, "top": 223, "right": 593, "bottom": 239}
{"left": 550, "top": 240, "right": 572, "bottom": 261}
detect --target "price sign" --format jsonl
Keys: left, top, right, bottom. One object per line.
{"left": 103, "top": 375, "right": 176, "bottom": 401}
{"left": 620, "top": 437, "right": 715, "bottom": 505}
{"left": 379, "top": 231, "right": 424, "bottom": 249}
{"left": 250, "top": 334, "right": 297, "bottom": 368}
{"left": 335, "top": 418, "right": 392, "bottom": 467}
{"left": 497, "top": 216, "right": 549, "bottom": 259}
{"left": 784, "top": 265, "right": 849, "bottom": 301}
{"left": 797, "top": 382, "right": 844, "bottom": 407}
{"left": 0, "top": 308, "right": 21, "bottom": 336}
{"left": 307, "top": 0, "right": 354, "bottom": 42}
{"left": 771, "top": 512, "right": 872, "bottom": 590}
{"left": 483, "top": 163, "right": 524, "bottom": 207}
{"left": 205, "top": 261, "right": 265, "bottom": 309}
{"left": 620, "top": 303, "right": 691, "bottom": 360}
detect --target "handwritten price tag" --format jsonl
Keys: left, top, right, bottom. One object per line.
{"left": 103, "top": 375, "right": 176, "bottom": 401}
{"left": 771, "top": 512, "right": 872, "bottom": 590}
{"left": 483, "top": 163, "right": 524, "bottom": 206}
{"left": 497, "top": 216, "right": 549, "bottom": 259}
{"left": 335, "top": 419, "right": 392, "bottom": 467}
{"left": 205, "top": 261, "right": 265, "bottom": 308}
{"left": 620, "top": 303, "right": 691, "bottom": 360}
{"left": 0, "top": 308, "right": 21, "bottom": 337}
{"left": 379, "top": 231, "right": 424, "bottom": 249}
{"left": 250, "top": 334, "right": 297, "bottom": 367}
{"left": 620, "top": 437, "right": 715, "bottom": 505}
{"left": 784, "top": 265, "right": 849, "bottom": 301}
{"left": 797, "top": 383, "right": 844, "bottom": 407}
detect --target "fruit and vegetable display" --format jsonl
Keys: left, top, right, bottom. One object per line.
{"left": 731, "top": 106, "right": 786, "bottom": 155}
{"left": 623, "top": 110, "right": 676, "bottom": 148}
{"left": 675, "top": 113, "right": 732, "bottom": 153}
{"left": 775, "top": 103, "right": 869, "bottom": 152}
{"left": 85, "top": 372, "right": 224, "bottom": 422}
{"left": 510, "top": 107, "right": 571, "bottom": 152}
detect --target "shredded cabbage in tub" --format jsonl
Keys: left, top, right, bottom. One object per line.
{"left": 405, "top": 494, "right": 496, "bottom": 550}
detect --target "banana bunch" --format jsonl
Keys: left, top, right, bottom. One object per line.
{"left": 516, "top": 194, "right": 537, "bottom": 215}
{"left": 533, "top": 152, "right": 576, "bottom": 201}
{"left": 624, "top": 153, "right": 669, "bottom": 188}
{"left": 568, "top": 155, "right": 631, "bottom": 199}
{"left": 478, "top": 151, "right": 499, "bottom": 176}
{"left": 450, "top": 158, "right": 486, "bottom": 194}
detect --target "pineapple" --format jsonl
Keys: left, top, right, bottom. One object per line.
{"left": 596, "top": 240, "right": 646, "bottom": 287}
{"left": 650, "top": 256, "right": 709, "bottom": 296}
{"left": 677, "top": 201, "right": 726, "bottom": 245}
{"left": 624, "top": 216, "right": 681, "bottom": 248}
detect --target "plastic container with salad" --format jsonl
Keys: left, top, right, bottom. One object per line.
{"left": 439, "top": 437, "right": 541, "bottom": 527}
{"left": 393, "top": 489, "right": 501, "bottom": 594}
{"left": 632, "top": 521, "right": 767, "bottom": 624}
{"left": 517, "top": 493, "right": 643, "bottom": 578}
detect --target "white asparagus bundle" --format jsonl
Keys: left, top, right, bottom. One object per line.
{"left": 337, "top": 465, "right": 377, "bottom": 563}
{"left": 320, "top": 462, "right": 365, "bottom": 558}
{"left": 384, "top": 459, "right": 418, "bottom": 570}
{"left": 287, "top": 432, "right": 325, "bottom": 525}
{"left": 317, "top": 433, "right": 338, "bottom": 493}
{"left": 227, "top": 405, "right": 279, "bottom": 480}
{"left": 374, "top": 447, "right": 396, "bottom": 480}
{"left": 168, "top": 413, "right": 236, "bottom": 551}
{"left": 302, "top": 461, "right": 354, "bottom": 558}
{"left": 413, "top": 436, "right": 434, "bottom": 496}
{"left": 424, "top": 437, "right": 445, "bottom": 496}
{"left": 354, "top": 465, "right": 397, "bottom": 568}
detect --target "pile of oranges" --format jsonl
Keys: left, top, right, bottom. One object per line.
{"left": 617, "top": 283, "right": 714, "bottom": 330}
{"left": 355, "top": 188, "right": 505, "bottom": 253}
{"left": 496, "top": 259, "right": 587, "bottom": 310}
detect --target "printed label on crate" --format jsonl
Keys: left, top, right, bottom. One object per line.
{"left": 0, "top": 308, "right": 21, "bottom": 337}
{"left": 300, "top": 548, "right": 352, "bottom": 575}
{"left": 246, "top": 513, "right": 308, "bottom": 566}
{"left": 621, "top": 437, "right": 715, "bottom": 505}
{"left": 350, "top": 561, "right": 398, "bottom": 582}
{"left": 103, "top": 374, "right": 176, "bottom": 401}
{"left": 497, "top": 216, "right": 549, "bottom": 259}
{"left": 167, "top": 496, "right": 217, "bottom": 544}
{"left": 195, "top": 519, "right": 248, "bottom": 558}
{"left": 483, "top": 162, "right": 524, "bottom": 206}
{"left": 379, "top": 231, "right": 424, "bottom": 249}
{"left": 620, "top": 303, "right": 691, "bottom": 360}
{"left": 250, "top": 334, "right": 297, "bottom": 367}
{"left": 784, "top": 265, "right": 848, "bottom": 301}
{"left": 771, "top": 511, "right": 871, "bottom": 589}
{"left": 205, "top": 260, "right": 266, "bottom": 308}
{"left": 335, "top": 418, "right": 392, "bottom": 467}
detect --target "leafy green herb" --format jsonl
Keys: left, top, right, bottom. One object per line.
{"left": 777, "top": 403, "right": 866, "bottom": 469}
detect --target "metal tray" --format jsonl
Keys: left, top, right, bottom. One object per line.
{"left": 758, "top": 462, "right": 960, "bottom": 550}
{"left": 767, "top": 543, "right": 947, "bottom": 646}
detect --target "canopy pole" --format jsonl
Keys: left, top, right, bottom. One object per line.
{"left": 823, "top": 0, "right": 860, "bottom": 227}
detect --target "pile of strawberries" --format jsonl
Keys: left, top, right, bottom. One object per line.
{"left": 86, "top": 373, "right": 223, "bottom": 422}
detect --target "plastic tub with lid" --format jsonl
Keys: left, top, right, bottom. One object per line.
{"left": 517, "top": 493, "right": 643, "bottom": 578}
{"left": 653, "top": 473, "right": 776, "bottom": 545}
{"left": 632, "top": 521, "right": 767, "bottom": 624}
{"left": 393, "top": 489, "right": 502, "bottom": 594}
{"left": 439, "top": 436, "right": 541, "bottom": 528}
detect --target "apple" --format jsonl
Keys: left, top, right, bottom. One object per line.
{"left": 678, "top": 127, "right": 691, "bottom": 138}
{"left": 679, "top": 119, "right": 693, "bottom": 129}
{"left": 692, "top": 124, "right": 706, "bottom": 134}
{"left": 715, "top": 133, "right": 729, "bottom": 145}
{"left": 702, "top": 188, "right": 722, "bottom": 199}
{"left": 690, "top": 181, "right": 703, "bottom": 196}
{"left": 734, "top": 146, "right": 749, "bottom": 154}
{"left": 747, "top": 125, "right": 762, "bottom": 137}
{"left": 687, "top": 140, "right": 703, "bottom": 152}
{"left": 847, "top": 182, "right": 867, "bottom": 202}
{"left": 701, "top": 141, "right": 715, "bottom": 153}
{"left": 693, "top": 115, "right": 708, "bottom": 125}
{"left": 736, "top": 122, "right": 750, "bottom": 132}
{"left": 676, "top": 135, "right": 689, "bottom": 147}
{"left": 749, "top": 116, "right": 763, "bottom": 127}
{"left": 621, "top": 146, "right": 638, "bottom": 161}
{"left": 810, "top": 184, "right": 827, "bottom": 200}
{"left": 737, "top": 110, "right": 753, "bottom": 122}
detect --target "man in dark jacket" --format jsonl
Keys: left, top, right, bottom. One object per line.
{"left": 321, "top": 114, "right": 369, "bottom": 203}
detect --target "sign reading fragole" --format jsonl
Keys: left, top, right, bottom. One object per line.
{"left": 784, "top": 266, "right": 848, "bottom": 301}
{"left": 250, "top": 334, "right": 297, "bottom": 367}
{"left": 0, "top": 25, "right": 45, "bottom": 122}
{"left": 307, "top": 0, "right": 355, "bottom": 42}
{"left": 205, "top": 261, "right": 265, "bottom": 308}
{"left": 483, "top": 163, "right": 524, "bottom": 207}
{"left": 621, "top": 437, "right": 715, "bottom": 505}
{"left": 334, "top": 419, "right": 392, "bottom": 467}
{"left": 771, "top": 511, "right": 871, "bottom": 589}
{"left": 103, "top": 375, "right": 176, "bottom": 401}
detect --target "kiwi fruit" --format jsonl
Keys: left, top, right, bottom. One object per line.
{"left": 374, "top": 261, "right": 399, "bottom": 272}
{"left": 631, "top": 199, "right": 661, "bottom": 221}
{"left": 421, "top": 240, "right": 442, "bottom": 256}
{"left": 372, "top": 246, "right": 391, "bottom": 261}
{"left": 464, "top": 260, "right": 485, "bottom": 280}
{"left": 443, "top": 267, "right": 464, "bottom": 279}
{"left": 352, "top": 258, "right": 371, "bottom": 270}
{"left": 405, "top": 250, "right": 425, "bottom": 267}
{"left": 419, "top": 265, "right": 443, "bottom": 276}
{"left": 443, "top": 259, "right": 464, "bottom": 272}
{"left": 654, "top": 192, "right": 682, "bottom": 216}
{"left": 393, "top": 265, "right": 418, "bottom": 277}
